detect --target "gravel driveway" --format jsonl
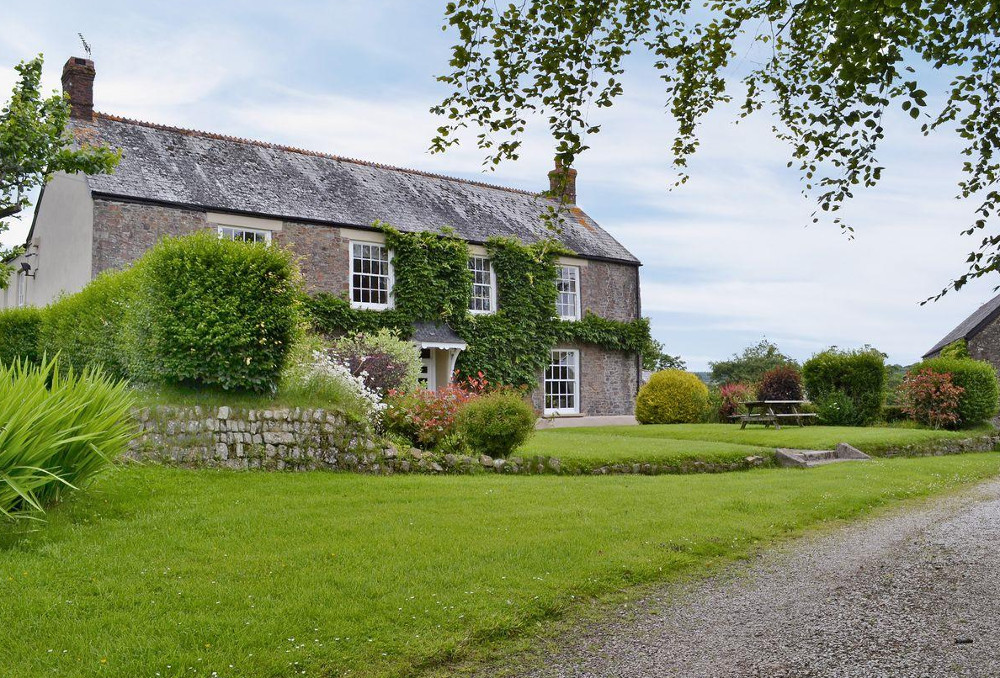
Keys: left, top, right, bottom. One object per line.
{"left": 501, "top": 476, "right": 1000, "bottom": 678}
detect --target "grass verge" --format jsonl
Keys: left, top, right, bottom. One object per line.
{"left": 2, "top": 455, "right": 998, "bottom": 678}
{"left": 538, "top": 423, "right": 993, "bottom": 457}
{"left": 521, "top": 431, "right": 773, "bottom": 471}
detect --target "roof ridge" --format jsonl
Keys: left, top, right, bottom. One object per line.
{"left": 91, "top": 111, "right": 544, "bottom": 198}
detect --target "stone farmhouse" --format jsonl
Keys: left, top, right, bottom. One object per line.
{"left": 924, "top": 293, "right": 1000, "bottom": 372}
{"left": 2, "top": 56, "right": 643, "bottom": 416}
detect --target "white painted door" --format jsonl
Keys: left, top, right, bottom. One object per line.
{"left": 418, "top": 348, "right": 437, "bottom": 389}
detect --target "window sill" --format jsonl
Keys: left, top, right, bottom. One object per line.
{"left": 351, "top": 303, "right": 394, "bottom": 311}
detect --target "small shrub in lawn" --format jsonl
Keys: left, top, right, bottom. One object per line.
{"left": 39, "top": 268, "right": 139, "bottom": 379}
{"left": 803, "top": 347, "right": 886, "bottom": 426}
{"left": 816, "top": 389, "right": 857, "bottom": 426}
{"left": 0, "top": 306, "right": 42, "bottom": 366}
{"left": 0, "top": 357, "right": 135, "bottom": 518}
{"left": 128, "top": 231, "right": 301, "bottom": 392}
{"left": 757, "top": 366, "right": 804, "bottom": 401}
{"left": 717, "top": 382, "right": 754, "bottom": 422}
{"left": 459, "top": 390, "right": 537, "bottom": 458}
{"left": 384, "top": 386, "right": 477, "bottom": 449}
{"left": 635, "top": 369, "right": 710, "bottom": 425}
{"left": 328, "top": 329, "right": 421, "bottom": 394}
{"left": 909, "top": 357, "right": 999, "bottom": 426}
{"left": 899, "top": 368, "right": 964, "bottom": 429}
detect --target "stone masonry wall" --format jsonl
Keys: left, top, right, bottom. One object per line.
{"left": 968, "top": 320, "right": 1000, "bottom": 375}
{"left": 92, "top": 199, "right": 209, "bottom": 275}
{"left": 273, "top": 221, "right": 352, "bottom": 295}
{"left": 531, "top": 344, "right": 638, "bottom": 416}
{"left": 579, "top": 260, "right": 640, "bottom": 322}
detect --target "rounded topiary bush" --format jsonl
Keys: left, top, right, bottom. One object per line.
{"left": 458, "top": 390, "right": 537, "bottom": 458}
{"left": 910, "top": 357, "right": 999, "bottom": 427}
{"left": 635, "top": 369, "right": 709, "bottom": 424}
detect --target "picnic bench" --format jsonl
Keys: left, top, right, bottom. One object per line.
{"left": 731, "top": 400, "right": 818, "bottom": 429}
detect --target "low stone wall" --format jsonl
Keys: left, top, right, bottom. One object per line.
{"left": 129, "top": 406, "right": 380, "bottom": 471}
{"left": 128, "top": 407, "right": 1000, "bottom": 475}
{"left": 880, "top": 434, "right": 1000, "bottom": 457}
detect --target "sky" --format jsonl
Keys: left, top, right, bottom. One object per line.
{"left": 1, "top": 0, "right": 997, "bottom": 370}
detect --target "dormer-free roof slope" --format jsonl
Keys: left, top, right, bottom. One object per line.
{"left": 69, "top": 113, "right": 639, "bottom": 265}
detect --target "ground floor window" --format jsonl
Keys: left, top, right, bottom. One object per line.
{"left": 544, "top": 349, "right": 579, "bottom": 415}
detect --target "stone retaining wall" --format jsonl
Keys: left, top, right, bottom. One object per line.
{"left": 128, "top": 406, "right": 1000, "bottom": 475}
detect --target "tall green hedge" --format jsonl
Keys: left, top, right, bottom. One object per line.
{"left": 0, "top": 231, "right": 301, "bottom": 392}
{"left": 129, "top": 231, "right": 301, "bottom": 391}
{"left": 39, "top": 268, "right": 138, "bottom": 379}
{"left": 910, "top": 357, "right": 999, "bottom": 426}
{"left": 802, "top": 347, "right": 886, "bottom": 426}
{"left": 0, "top": 307, "right": 42, "bottom": 367}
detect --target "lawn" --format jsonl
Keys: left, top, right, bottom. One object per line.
{"left": 520, "top": 431, "right": 772, "bottom": 471}
{"left": 529, "top": 423, "right": 993, "bottom": 462}
{"left": 2, "top": 455, "right": 998, "bottom": 678}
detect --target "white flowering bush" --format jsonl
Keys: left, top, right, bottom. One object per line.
{"left": 280, "top": 334, "right": 385, "bottom": 424}
{"left": 308, "top": 350, "right": 386, "bottom": 420}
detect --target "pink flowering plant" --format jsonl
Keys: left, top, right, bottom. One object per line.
{"left": 718, "top": 382, "right": 754, "bottom": 422}
{"left": 900, "top": 368, "right": 964, "bottom": 429}
{"left": 384, "top": 385, "right": 478, "bottom": 449}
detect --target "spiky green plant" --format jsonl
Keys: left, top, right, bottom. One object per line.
{"left": 0, "top": 357, "right": 135, "bottom": 518}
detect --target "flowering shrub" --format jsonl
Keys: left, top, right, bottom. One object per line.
{"left": 718, "top": 383, "right": 754, "bottom": 422}
{"left": 384, "top": 386, "right": 477, "bottom": 449}
{"left": 309, "top": 351, "right": 386, "bottom": 419}
{"left": 900, "top": 369, "right": 965, "bottom": 429}
{"left": 757, "top": 366, "right": 804, "bottom": 401}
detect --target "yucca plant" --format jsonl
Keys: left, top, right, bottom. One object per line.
{"left": 0, "top": 357, "right": 135, "bottom": 518}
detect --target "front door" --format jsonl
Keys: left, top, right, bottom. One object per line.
{"left": 418, "top": 348, "right": 437, "bottom": 389}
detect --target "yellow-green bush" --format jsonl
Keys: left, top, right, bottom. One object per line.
{"left": 635, "top": 370, "right": 709, "bottom": 424}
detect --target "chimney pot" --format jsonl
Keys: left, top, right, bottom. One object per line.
{"left": 548, "top": 159, "right": 578, "bottom": 205}
{"left": 61, "top": 56, "right": 96, "bottom": 120}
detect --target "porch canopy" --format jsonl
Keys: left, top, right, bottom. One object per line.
{"left": 412, "top": 322, "right": 467, "bottom": 389}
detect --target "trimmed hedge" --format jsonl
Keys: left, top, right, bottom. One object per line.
{"left": 459, "top": 391, "right": 538, "bottom": 458}
{"left": 129, "top": 232, "right": 301, "bottom": 391}
{"left": 39, "top": 268, "right": 138, "bottom": 379}
{"left": 0, "top": 307, "right": 42, "bottom": 366}
{"left": 636, "top": 370, "right": 710, "bottom": 424}
{"left": 803, "top": 347, "right": 885, "bottom": 426}
{"left": 0, "top": 231, "right": 302, "bottom": 393}
{"left": 909, "top": 357, "right": 999, "bottom": 426}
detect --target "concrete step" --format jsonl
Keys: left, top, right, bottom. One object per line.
{"left": 776, "top": 443, "right": 871, "bottom": 468}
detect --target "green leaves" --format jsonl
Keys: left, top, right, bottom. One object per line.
{"left": 0, "top": 55, "right": 120, "bottom": 286}
{"left": 432, "top": 0, "right": 1000, "bottom": 296}
{"left": 0, "top": 356, "right": 135, "bottom": 519}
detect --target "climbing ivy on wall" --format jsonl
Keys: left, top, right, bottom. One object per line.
{"left": 303, "top": 225, "right": 651, "bottom": 388}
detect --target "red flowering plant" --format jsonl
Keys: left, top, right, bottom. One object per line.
{"left": 718, "top": 382, "right": 754, "bottom": 422}
{"left": 899, "top": 368, "right": 965, "bottom": 429}
{"left": 383, "top": 385, "right": 478, "bottom": 449}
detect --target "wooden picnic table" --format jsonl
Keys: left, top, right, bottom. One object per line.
{"left": 732, "top": 400, "right": 817, "bottom": 430}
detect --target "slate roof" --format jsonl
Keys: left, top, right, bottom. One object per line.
{"left": 923, "top": 292, "right": 1000, "bottom": 357}
{"left": 411, "top": 322, "right": 466, "bottom": 347}
{"left": 69, "top": 113, "right": 639, "bottom": 264}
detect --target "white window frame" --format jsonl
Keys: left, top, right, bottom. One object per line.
{"left": 468, "top": 256, "right": 497, "bottom": 315}
{"left": 15, "top": 271, "right": 25, "bottom": 308}
{"left": 556, "top": 265, "right": 581, "bottom": 321}
{"left": 217, "top": 225, "right": 272, "bottom": 244}
{"left": 544, "top": 349, "right": 580, "bottom": 415}
{"left": 350, "top": 240, "right": 394, "bottom": 310}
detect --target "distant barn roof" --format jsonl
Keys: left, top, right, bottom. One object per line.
{"left": 70, "top": 113, "right": 638, "bottom": 264}
{"left": 923, "top": 292, "right": 1000, "bottom": 357}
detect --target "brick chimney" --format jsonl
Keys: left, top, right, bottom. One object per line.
{"left": 547, "top": 158, "right": 577, "bottom": 205}
{"left": 61, "top": 56, "right": 96, "bottom": 120}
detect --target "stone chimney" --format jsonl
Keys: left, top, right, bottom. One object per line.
{"left": 547, "top": 159, "right": 577, "bottom": 205}
{"left": 61, "top": 56, "right": 96, "bottom": 120}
